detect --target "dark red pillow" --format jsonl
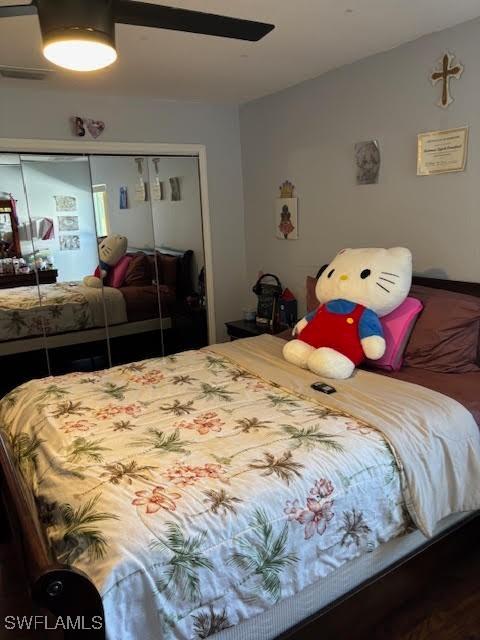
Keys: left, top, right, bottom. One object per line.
{"left": 404, "top": 285, "right": 480, "bottom": 373}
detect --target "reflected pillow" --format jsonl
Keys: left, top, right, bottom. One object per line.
{"left": 124, "top": 253, "right": 151, "bottom": 286}
{"left": 105, "top": 255, "right": 131, "bottom": 288}
{"left": 366, "top": 297, "right": 423, "bottom": 371}
{"left": 158, "top": 254, "right": 178, "bottom": 288}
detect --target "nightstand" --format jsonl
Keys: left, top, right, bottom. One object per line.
{"left": 225, "top": 319, "right": 288, "bottom": 341}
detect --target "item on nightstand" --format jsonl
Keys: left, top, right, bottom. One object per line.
{"left": 243, "top": 308, "right": 256, "bottom": 322}
{"left": 252, "top": 273, "right": 283, "bottom": 328}
{"left": 83, "top": 234, "right": 128, "bottom": 288}
{"left": 279, "top": 288, "right": 297, "bottom": 327}
{"left": 283, "top": 247, "right": 412, "bottom": 379}
{"left": 0, "top": 258, "right": 14, "bottom": 274}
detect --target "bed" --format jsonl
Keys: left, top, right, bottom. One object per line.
{"left": 0, "top": 276, "right": 479, "bottom": 640}
{"left": 0, "top": 248, "right": 194, "bottom": 357}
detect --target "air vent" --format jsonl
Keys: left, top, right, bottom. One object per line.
{"left": 0, "top": 65, "right": 53, "bottom": 80}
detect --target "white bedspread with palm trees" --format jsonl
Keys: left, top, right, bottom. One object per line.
{"left": 0, "top": 347, "right": 411, "bottom": 639}
{"left": 0, "top": 282, "right": 127, "bottom": 341}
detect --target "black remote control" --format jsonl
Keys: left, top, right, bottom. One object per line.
{"left": 311, "top": 381, "right": 337, "bottom": 394}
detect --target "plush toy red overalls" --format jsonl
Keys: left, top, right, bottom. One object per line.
{"left": 298, "top": 300, "right": 382, "bottom": 365}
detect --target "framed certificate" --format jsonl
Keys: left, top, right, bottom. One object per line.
{"left": 417, "top": 126, "right": 468, "bottom": 176}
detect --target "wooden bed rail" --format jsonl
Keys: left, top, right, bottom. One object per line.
{"left": 0, "top": 431, "right": 105, "bottom": 638}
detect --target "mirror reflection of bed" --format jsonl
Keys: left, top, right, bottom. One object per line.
{"left": 0, "top": 153, "right": 208, "bottom": 393}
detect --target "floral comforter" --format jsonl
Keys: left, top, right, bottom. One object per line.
{"left": 0, "top": 347, "right": 411, "bottom": 639}
{"left": 0, "top": 282, "right": 127, "bottom": 341}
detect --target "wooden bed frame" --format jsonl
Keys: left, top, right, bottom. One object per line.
{"left": 0, "top": 275, "right": 479, "bottom": 639}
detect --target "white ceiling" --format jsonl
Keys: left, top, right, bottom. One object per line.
{"left": 0, "top": 0, "right": 479, "bottom": 103}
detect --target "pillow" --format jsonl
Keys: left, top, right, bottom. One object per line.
{"left": 404, "top": 285, "right": 480, "bottom": 373}
{"left": 124, "top": 253, "right": 152, "bottom": 286}
{"left": 105, "top": 255, "right": 131, "bottom": 288}
{"left": 366, "top": 297, "right": 423, "bottom": 371}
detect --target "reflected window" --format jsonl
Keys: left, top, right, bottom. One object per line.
{"left": 92, "top": 184, "right": 110, "bottom": 237}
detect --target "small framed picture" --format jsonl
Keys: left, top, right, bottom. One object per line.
{"left": 355, "top": 140, "right": 380, "bottom": 185}
{"left": 54, "top": 195, "right": 77, "bottom": 212}
{"left": 58, "top": 215, "right": 79, "bottom": 231}
{"left": 275, "top": 198, "right": 298, "bottom": 240}
{"left": 59, "top": 234, "right": 80, "bottom": 251}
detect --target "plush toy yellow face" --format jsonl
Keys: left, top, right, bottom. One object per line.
{"left": 98, "top": 235, "right": 128, "bottom": 267}
{"left": 315, "top": 247, "right": 412, "bottom": 317}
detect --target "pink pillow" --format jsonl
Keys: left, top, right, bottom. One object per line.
{"left": 367, "top": 297, "right": 423, "bottom": 371}
{"left": 105, "top": 255, "right": 131, "bottom": 288}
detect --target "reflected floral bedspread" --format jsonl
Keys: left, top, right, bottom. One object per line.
{"left": 0, "top": 281, "right": 126, "bottom": 340}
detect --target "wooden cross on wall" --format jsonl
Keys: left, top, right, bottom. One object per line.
{"left": 431, "top": 51, "right": 463, "bottom": 108}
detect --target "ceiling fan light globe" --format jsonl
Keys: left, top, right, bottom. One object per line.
{"left": 42, "top": 29, "right": 117, "bottom": 72}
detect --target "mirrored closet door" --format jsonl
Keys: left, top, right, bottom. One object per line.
{"left": 0, "top": 150, "right": 209, "bottom": 394}
{"left": 20, "top": 154, "right": 111, "bottom": 376}
{"left": 0, "top": 153, "right": 50, "bottom": 389}
{"left": 148, "top": 155, "right": 207, "bottom": 353}
{"left": 89, "top": 155, "right": 165, "bottom": 366}
{"left": 88, "top": 153, "right": 208, "bottom": 363}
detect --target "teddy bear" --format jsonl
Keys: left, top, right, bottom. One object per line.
{"left": 283, "top": 247, "right": 412, "bottom": 379}
{"left": 83, "top": 234, "right": 128, "bottom": 288}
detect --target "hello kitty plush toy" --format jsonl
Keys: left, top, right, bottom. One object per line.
{"left": 83, "top": 234, "right": 128, "bottom": 288}
{"left": 283, "top": 247, "right": 412, "bottom": 379}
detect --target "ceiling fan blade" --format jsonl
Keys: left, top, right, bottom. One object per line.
{"left": 114, "top": 1, "right": 274, "bottom": 41}
{"left": 0, "top": 2, "right": 37, "bottom": 17}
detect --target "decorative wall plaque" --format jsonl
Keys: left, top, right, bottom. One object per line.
{"left": 431, "top": 52, "right": 463, "bottom": 109}
{"left": 417, "top": 127, "right": 468, "bottom": 176}
{"left": 276, "top": 181, "right": 298, "bottom": 240}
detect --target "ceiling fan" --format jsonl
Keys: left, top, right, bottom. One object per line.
{"left": 0, "top": 0, "right": 275, "bottom": 72}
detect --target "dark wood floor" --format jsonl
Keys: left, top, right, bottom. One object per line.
{"left": 0, "top": 513, "right": 479, "bottom": 639}
{"left": 299, "top": 515, "right": 480, "bottom": 640}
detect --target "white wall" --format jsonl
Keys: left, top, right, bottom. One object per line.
{"left": 240, "top": 18, "right": 480, "bottom": 316}
{"left": 0, "top": 87, "right": 247, "bottom": 339}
